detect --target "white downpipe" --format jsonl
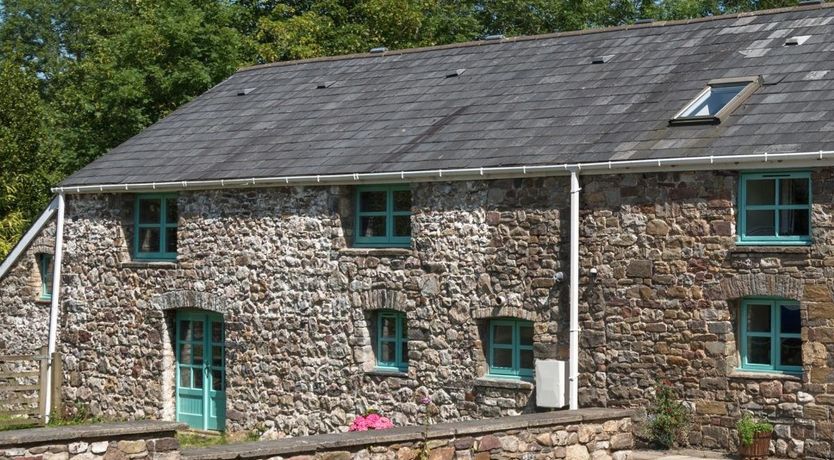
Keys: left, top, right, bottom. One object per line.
{"left": 52, "top": 149, "right": 834, "bottom": 195}
{"left": 44, "top": 193, "right": 66, "bottom": 423}
{"left": 569, "top": 171, "right": 580, "bottom": 410}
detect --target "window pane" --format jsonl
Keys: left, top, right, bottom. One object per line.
{"left": 380, "top": 341, "right": 396, "bottom": 363}
{"left": 747, "top": 336, "right": 771, "bottom": 365}
{"left": 139, "top": 199, "right": 162, "bottom": 224}
{"left": 179, "top": 367, "right": 191, "bottom": 388}
{"left": 747, "top": 304, "right": 772, "bottom": 332}
{"left": 520, "top": 349, "right": 534, "bottom": 370}
{"left": 393, "top": 190, "right": 411, "bottom": 212}
{"left": 380, "top": 316, "right": 397, "bottom": 338}
{"left": 780, "top": 338, "right": 802, "bottom": 367}
{"left": 193, "top": 368, "right": 203, "bottom": 389}
{"left": 746, "top": 210, "right": 775, "bottom": 236}
{"left": 166, "top": 228, "right": 178, "bottom": 253}
{"left": 179, "top": 320, "right": 191, "bottom": 341}
{"left": 402, "top": 341, "right": 409, "bottom": 364}
{"left": 359, "top": 191, "right": 386, "bottom": 212}
{"left": 166, "top": 198, "right": 178, "bottom": 223}
{"left": 746, "top": 179, "right": 775, "bottom": 206}
{"left": 781, "top": 304, "right": 801, "bottom": 334}
{"left": 138, "top": 228, "right": 161, "bottom": 252}
{"left": 41, "top": 255, "right": 54, "bottom": 294}
{"left": 180, "top": 344, "right": 192, "bottom": 363}
{"left": 193, "top": 345, "right": 203, "bottom": 365}
{"left": 212, "top": 369, "right": 224, "bottom": 391}
{"left": 393, "top": 216, "right": 411, "bottom": 237}
{"left": 779, "top": 209, "right": 809, "bottom": 237}
{"left": 360, "top": 216, "right": 386, "bottom": 238}
{"left": 519, "top": 325, "right": 533, "bottom": 346}
{"left": 193, "top": 321, "right": 204, "bottom": 340}
{"left": 780, "top": 178, "right": 809, "bottom": 205}
{"left": 212, "top": 322, "right": 223, "bottom": 343}
{"left": 212, "top": 346, "right": 223, "bottom": 366}
{"left": 493, "top": 325, "right": 513, "bottom": 345}
{"left": 492, "top": 348, "right": 513, "bottom": 368}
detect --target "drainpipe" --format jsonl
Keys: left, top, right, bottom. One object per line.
{"left": 44, "top": 193, "right": 66, "bottom": 423}
{"left": 569, "top": 170, "right": 580, "bottom": 410}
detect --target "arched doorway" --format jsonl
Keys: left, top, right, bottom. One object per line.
{"left": 175, "top": 309, "right": 225, "bottom": 431}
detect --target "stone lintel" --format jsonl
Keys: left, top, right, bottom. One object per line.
{"left": 716, "top": 273, "right": 804, "bottom": 301}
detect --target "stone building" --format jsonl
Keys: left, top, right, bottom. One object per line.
{"left": 3, "top": 3, "right": 834, "bottom": 458}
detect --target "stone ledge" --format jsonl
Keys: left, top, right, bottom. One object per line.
{"left": 364, "top": 369, "right": 409, "bottom": 378}
{"left": 473, "top": 377, "right": 534, "bottom": 390}
{"left": 728, "top": 370, "right": 802, "bottom": 381}
{"left": 728, "top": 245, "right": 811, "bottom": 255}
{"left": 182, "top": 409, "right": 634, "bottom": 460}
{"left": 120, "top": 261, "right": 179, "bottom": 269}
{"left": 338, "top": 248, "right": 413, "bottom": 257}
{"left": 0, "top": 421, "right": 187, "bottom": 448}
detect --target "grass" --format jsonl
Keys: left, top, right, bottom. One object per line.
{"left": 177, "top": 430, "right": 262, "bottom": 448}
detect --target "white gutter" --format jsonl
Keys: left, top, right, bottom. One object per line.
{"left": 0, "top": 197, "right": 59, "bottom": 281}
{"left": 44, "top": 193, "right": 66, "bottom": 423}
{"left": 52, "top": 150, "right": 834, "bottom": 194}
{"left": 569, "top": 171, "right": 580, "bottom": 410}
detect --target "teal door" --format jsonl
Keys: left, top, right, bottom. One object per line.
{"left": 176, "top": 310, "right": 226, "bottom": 431}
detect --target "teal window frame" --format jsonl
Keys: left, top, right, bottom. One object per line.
{"left": 375, "top": 310, "right": 408, "bottom": 372}
{"left": 37, "top": 253, "right": 53, "bottom": 301}
{"left": 354, "top": 185, "right": 411, "bottom": 248}
{"left": 738, "top": 297, "right": 802, "bottom": 374}
{"left": 738, "top": 171, "right": 811, "bottom": 245}
{"left": 488, "top": 319, "right": 534, "bottom": 380}
{"left": 134, "top": 193, "right": 178, "bottom": 260}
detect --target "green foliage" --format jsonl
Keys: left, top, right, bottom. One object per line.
{"left": 645, "top": 381, "right": 692, "bottom": 449}
{"left": 737, "top": 413, "right": 773, "bottom": 446}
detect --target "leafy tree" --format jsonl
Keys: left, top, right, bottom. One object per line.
{"left": 0, "top": 58, "right": 60, "bottom": 259}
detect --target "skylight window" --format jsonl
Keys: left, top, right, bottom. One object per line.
{"left": 670, "top": 76, "right": 761, "bottom": 125}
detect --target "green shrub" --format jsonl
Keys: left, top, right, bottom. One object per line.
{"left": 645, "top": 381, "right": 692, "bottom": 449}
{"left": 737, "top": 413, "right": 773, "bottom": 446}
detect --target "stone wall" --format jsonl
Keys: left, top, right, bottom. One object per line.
{"left": 0, "top": 220, "right": 55, "bottom": 354}
{"left": 0, "top": 421, "right": 183, "bottom": 460}
{"left": 182, "top": 409, "right": 634, "bottom": 460}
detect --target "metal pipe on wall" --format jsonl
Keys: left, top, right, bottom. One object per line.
{"left": 569, "top": 171, "right": 580, "bottom": 410}
{"left": 44, "top": 192, "right": 66, "bottom": 422}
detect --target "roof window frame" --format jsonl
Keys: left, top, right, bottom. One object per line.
{"left": 669, "top": 76, "right": 762, "bottom": 126}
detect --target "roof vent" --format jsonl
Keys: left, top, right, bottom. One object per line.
{"left": 635, "top": 18, "right": 654, "bottom": 24}
{"left": 237, "top": 88, "right": 255, "bottom": 96}
{"left": 369, "top": 46, "right": 388, "bottom": 53}
{"left": 446, "top": 69, "right": 466, "bottom": 78}
{"left": 592, "top": 55, "right": 614, "bottom": 64}
{"left": 316, "top": 81, "right": 336, "bottom": 89}
{"left": 799, "top": 0, "right": 823, "bottom": 5}
{"left": 784, "top": 35, "right": 810, "bottom": 46}
{"left": 484, "top": 34, "right": 506, "bottom": 41}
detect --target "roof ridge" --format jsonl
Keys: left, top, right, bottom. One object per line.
{"left": 236, "top": 2, "right": 834, "bottom": 73}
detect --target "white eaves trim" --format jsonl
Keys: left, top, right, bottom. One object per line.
{"left": 0, "top": 197, "right": 59, "bottom": 281}
{"left": 52, "top": 149, "right": 834, "bottom": 195}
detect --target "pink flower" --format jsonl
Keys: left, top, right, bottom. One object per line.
{"left": 348, "top": 414, "right": 395, "bottom": 431}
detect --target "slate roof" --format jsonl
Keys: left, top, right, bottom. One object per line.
{"left": 61, "top": 4, "right": 834, "bottom": 187}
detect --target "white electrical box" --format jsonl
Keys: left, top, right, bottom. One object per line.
{"left": 535, "top": 359, "right": 567, "bottom": 408}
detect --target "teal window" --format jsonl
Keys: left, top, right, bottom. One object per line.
{"left": 488, "top": 319, "right": 534, "bottom": 379}
{"left": 375, "top": 310, "right": 408, "bottom": 371}
{"left": 355, "top": 185, "right": 411, "bottom": 247}
{"left": 739, "top": 172, "right": 811, "bottom": 244}
{"left": 739, "top": 298, "right": 802, "bottom": 373}
{"left": 134, "top": 194, "right": 178, "bottom": 260}
{"left": 37, "top": 254, "right": 53, "bottom": 301}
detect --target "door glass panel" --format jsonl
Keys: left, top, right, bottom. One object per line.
{"left": 193, "top": 345, "right": 203, "bottom": 365}
{"left": 180, "top": 344, "right": 192, "bottom": 363}
{"left": 393, "top": 190, "right": 411, "bottom": 212}
{"left": 359, "top": 191, "right": 386, "bottom": 212}
{"left": 747, "top": 305, "right": 772, "bottom": 332}
{"left": 193, "top": 368, "right": 203, "bottom": 389}
{"left": 747, "top": 337, "right": 771, "bottom": 365}
{"left": 393, "top": 216, "right": 411, "bottom": 237}
{"left": 139, "top": 199, "right": 162, "bottom": 224}
{"left": 180, "top": 367, "right": 191, "bottom": 388}
{"left": 166, "top": 228, "right": 178, "bottom": 253}
{"left": 780, "top": 178, "right": 809, "bottom": 205}
{"left": 746, "top": 179, "right": 775, "bottom": 205}
{"left": 138, "top": 228, "right": 161, "bottom": 252}
{"left": 179, "top": 321, "right": 191, "bottom": 341}
{"left": 779, "top": 209, "right": 809, "bottom": 237}
{"left": 493, "top": 348, "right": 512, "bottom": 368}
{"left": 493, "top": 325, "right": 513, "bottom": 345}
{"left": 212, "top": 369, "right": 224, "bottom": 391}
{"left": 360, "top": 216, "right": 386, "bottom": 238}
{"left": 781, "top": 304, "right": 801, "bottom": 334}
{"left": 520, "top": 349, "right": 534, "bottom": 370}
{"left": 212, "top": 322, "right": 223, "bottom": 342}
{"left": 212, "top": 346, "right": 223, "bottom": 366}
{"left": 780, "top": 338, "right": 802, "bottom": 367}
{"left": 746, "top": 210, "right": 775, "bottom": 236}
{"left": 193, "top": 321, "right": 204, "bottom": 340}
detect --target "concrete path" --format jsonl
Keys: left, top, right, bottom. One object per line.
{"left": 630, "top": 449, "right": 734, "bottom": 460}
